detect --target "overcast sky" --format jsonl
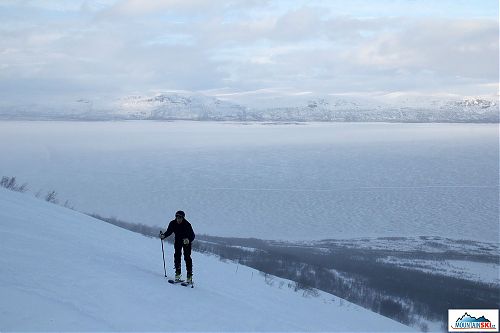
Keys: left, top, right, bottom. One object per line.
{"left": 0, "top": 0, "right": 498, "bottom": 104}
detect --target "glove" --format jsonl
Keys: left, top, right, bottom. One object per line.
{"left": 183, "top": 238, "right": 190, "bottom": 245}
{"left": 159, "top": 231, "right": 165, "bottom": 240}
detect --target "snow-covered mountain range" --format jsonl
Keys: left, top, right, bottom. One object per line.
{"left": 117, "top": 93, "right": 247, "bottom": 121}
{"left": 0, "top": 187, "right": 413, "bottom": 331}
{"left": 0, "top": 91, "right": 497, "bottom": 122}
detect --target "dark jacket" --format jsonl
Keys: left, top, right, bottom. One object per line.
{"left": 164, "top": 219, "right": 195, "bottom": 245}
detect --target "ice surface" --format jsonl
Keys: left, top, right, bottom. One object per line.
{"left": 0, "top": 121, "right": 497, "bottom": 241}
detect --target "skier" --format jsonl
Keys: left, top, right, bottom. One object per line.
{"left": 160, "top": 210, "right": 195, "bottom": 284}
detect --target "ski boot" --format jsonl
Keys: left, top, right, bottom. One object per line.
{"left": 181, "top": 274, "right": 194, "bottom": 288}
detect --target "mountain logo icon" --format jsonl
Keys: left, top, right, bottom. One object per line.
{"left": 457, "top": 313, "right": 491, "bottom": 323}
{"left": 449, "top": 310, "right": 499, "bottom": 332}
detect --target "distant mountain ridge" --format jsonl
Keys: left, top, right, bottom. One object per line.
{"left": 0, "top": 92, "right": 497, "bottom": 122}
{"left": 117, "top": 93, "right": 247, "bottom": 120}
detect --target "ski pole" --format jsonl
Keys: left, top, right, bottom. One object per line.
{"left": 160, "top": 233, "right": 167, "bottom": 277}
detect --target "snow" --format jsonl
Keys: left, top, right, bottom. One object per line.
{"left": 309, "top": 236, "right": 499, "bottom": 260}
{"left": 0, "top": 188, "right": 413, "bottom": 331}
{"left": 304, "top": 237, "right": 499, "bottom": 285}
{"left": 378, "top": 257, "right": 499, "bottom": 285}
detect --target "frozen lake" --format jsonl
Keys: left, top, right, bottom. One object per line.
{"left": 0, "top": 121, "right": 498, "bottom": 242}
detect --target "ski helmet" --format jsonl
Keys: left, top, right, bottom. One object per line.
{"left": 175, "top": 210, "right": 185, "bottom": 218}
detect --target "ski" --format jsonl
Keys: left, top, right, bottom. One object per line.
{"left": 168, "top": 279, "right": 194, "bottom": 288}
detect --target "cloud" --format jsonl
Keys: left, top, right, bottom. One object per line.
{"left": 348, "top": 18, "right": 498, "bottom": 80}
{"left": 0, "top": 0, "right": 497, "bottom": 104}
{"left": 102, "top": 0, "right": 215, "bottom": 16}
{"left": 99, "top": 0, "right": 271, "bottom": 19}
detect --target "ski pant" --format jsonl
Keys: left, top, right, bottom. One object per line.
{"left": 174, "top": 242, "right": 192, "bottom": 276}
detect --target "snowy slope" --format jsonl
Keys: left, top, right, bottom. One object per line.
{"left": 0, "top": 188, "right": 413, "bottom": 332}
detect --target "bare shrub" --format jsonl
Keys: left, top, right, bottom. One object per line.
{"left": 0, "top": 176, "right": 28, "bottom": 192}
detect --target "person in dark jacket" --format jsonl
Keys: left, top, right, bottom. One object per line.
{"left": 160, "top": 210, "right": 195, "bottom": 283}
